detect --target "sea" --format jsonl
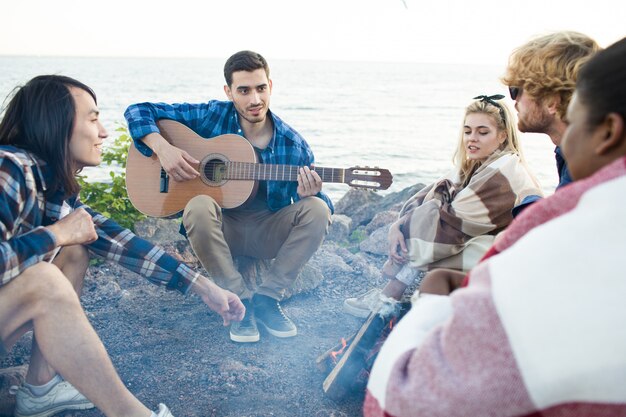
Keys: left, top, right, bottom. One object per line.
{"left": 0, "top": 56, "right": 558, "bottom": 203}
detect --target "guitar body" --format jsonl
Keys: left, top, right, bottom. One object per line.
{"left": 126, "top": 120, "right": 393, "bottom": 218}
{"left": 126, "top": 120, "right": 258, "bottom": 217}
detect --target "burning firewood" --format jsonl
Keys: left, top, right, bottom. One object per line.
{"left": 318, "top": 299, "right": 410, "bottom": 401}
{"left": 316, "top": 335, "right": 356, "bottom": 374}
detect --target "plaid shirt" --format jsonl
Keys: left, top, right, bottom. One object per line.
{"left": 0, "top": 146, "right": 198, "bottom": 293}
{"left": 124, "top": 100, "right": 334, "bottom": 213}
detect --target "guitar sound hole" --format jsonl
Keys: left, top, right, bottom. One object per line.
{"left": 204, "top": 159, "right": 227, "bottom": 183}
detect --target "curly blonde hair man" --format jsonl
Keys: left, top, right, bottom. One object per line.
{"left": 502, "top": 31, "right": 600, "bottom": 123}
{"left": 501, "top": 32, "right": 600, "bottom": 217}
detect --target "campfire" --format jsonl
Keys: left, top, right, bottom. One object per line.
{"left": 316, "top": 300, "right": 410, "bottom": 401}
{"left": 329, "top": 337, "right": 349, "bottom": 362}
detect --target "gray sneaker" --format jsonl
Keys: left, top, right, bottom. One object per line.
{"left": 155, "top": 403, "right": 175, "bottom": 417}
{"left": 14, "top": 380, "right": 94, "bottom": 417}
{"left": 343, "top": 288, "right": 382, "bottom": 318}
{"left": 229, "top": 299, "right": 260, "bottom": 343}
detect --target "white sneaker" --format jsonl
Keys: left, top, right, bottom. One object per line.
{"left": 155, "top": 403, "right": 175, "bottom": 417}
{"left": 343, "top": 288, "right": 382, "bottom": 318}
{"left": 14, "top": 380, "right": 94, "bottom": 417}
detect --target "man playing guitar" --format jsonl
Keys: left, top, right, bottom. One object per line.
{"left": 125, "top": 50, "right": 333, "bottom": 343}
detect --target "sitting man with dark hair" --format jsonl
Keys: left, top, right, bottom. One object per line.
{"left": 0, "top": 75, "right": 244, "bottom": 417}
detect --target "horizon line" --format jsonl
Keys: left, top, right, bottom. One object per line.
{"left": 0, "top": 53, "right": 502, "bottom": 67}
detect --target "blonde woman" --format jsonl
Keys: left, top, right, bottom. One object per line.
{"left": 345, "top": 95, "right": 542, "bottom": 317}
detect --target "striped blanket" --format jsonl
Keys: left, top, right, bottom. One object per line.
{"left": 382, "top": 150, "right": 541, "bottom": 276}
{"left": 365, "top": 155, "right": 626, "bottom": 417}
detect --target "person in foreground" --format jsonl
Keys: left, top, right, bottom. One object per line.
{"left": 0, "top": 75, "right": 245, "bottom": 417}
{"left": 343, "top": 95, "right": 541, "bottom": 317}
{"left": 124, "top": 50, "right": 332, "bottom": 343}
{"left": 364, "top": 37, "right": 626, "bottom": 417}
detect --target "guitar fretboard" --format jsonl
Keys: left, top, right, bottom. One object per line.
{"left": 224, "top": 162, "right": 346, "bottom": 184}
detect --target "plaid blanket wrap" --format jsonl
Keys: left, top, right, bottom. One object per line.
{"left": 364, "top": 156, "right": 626, "bottom": 417}
{"left": 383, "top": 150, "right": 541, "bottom": 276}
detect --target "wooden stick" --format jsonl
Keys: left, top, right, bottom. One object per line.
{"left": 322, "top": 311, "right": 385, "bottom": 401}
{"left": 321, "top": 301, "right": 410, "bottom": 401}
{"left": 316, "top": 334, "right": 356, "bottom": 373}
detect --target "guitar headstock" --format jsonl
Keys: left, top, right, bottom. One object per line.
{"left": 344, "top": 166, "right": 393, "bottom": 190}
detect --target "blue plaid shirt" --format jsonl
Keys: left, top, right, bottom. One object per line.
{"left": 0, "top": 146, "right": 198, "bottom": 293}
{"left": 124, "top": 100, "right": 334, "bottom": 213}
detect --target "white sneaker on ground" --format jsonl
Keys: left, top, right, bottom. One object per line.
{"left": 343, "top": 288, "right": 383, "bottom": 318}
{"left": 155, "top": 403, "right": 175, "bottom": 417}
{"left": 14, "top": 380, "right": 94, "bottom": 417}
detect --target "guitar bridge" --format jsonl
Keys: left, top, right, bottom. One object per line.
{"left": 160, "top": 168, "right": 169, "bottom": 193}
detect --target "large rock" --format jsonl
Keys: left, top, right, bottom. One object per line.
{"left": 129, "top": 190, "right": 429, "bottom": 297}
{"left": 134, "top": 218, "right": 198, "bottom": 264}
{"left": 290, "top": 264, "right": 325, "bottom": 297}
{"left": 309, "top": 244, "right": 356, "bottom": 278}
{"left": 334, "top": 184, "right": 426, "bottom": 232}
{"left": 327, "top": 214, "right": 352, "bottom": 243}
{"left": 134, "top": 218, "right": 186, "bottom": 244}
{"left": 0, "top": 365, "right": 27, "bottom": 417}
{"left": 334, "top": 189, "right": 383, "bottom": 229}
{"left": 345, "top": 252, "right": 384, "bottom": 282}
{"left": 360, "top": 224, "right": 391, "bottom": 256}
{"left": 309, "top": 243, "right": 383, "bottom": 288}
{"left": 364, "top": 210, "right": 398, "bottom": 234}
{"left": 373, "top": 183, "right": 427, "bottom": 212}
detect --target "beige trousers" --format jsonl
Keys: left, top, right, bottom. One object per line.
{"left": 183, "top": 195, "right": 331, "bottom": 300}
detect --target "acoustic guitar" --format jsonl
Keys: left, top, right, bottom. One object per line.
{"left": 126, "top": 120, "right": 393, "bottom": 217}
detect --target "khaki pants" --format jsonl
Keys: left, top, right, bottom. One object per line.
{"left": 183, "top": 195, "right": 331, "bottom": 300}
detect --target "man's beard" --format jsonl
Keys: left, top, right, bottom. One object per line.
{"left": 517, "top": 107, "right": 553, "bottom": 134}
{"left": 236, "top": 103, "right": 267, "bottom": 124}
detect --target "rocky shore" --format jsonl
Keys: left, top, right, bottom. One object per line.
{"left": 0, "top": 183, "right": 424, "bottom": 417}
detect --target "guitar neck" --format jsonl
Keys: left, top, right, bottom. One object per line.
{"left": 225, "top": 162, "right": 346, "bottom": 184}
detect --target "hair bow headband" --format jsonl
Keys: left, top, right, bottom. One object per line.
{"left": 473, "top": 94, "right": 506, "bottom": 121}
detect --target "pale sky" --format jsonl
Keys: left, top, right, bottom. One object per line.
{"left": 0, "top": 0, "right": 624, "bottom": 64}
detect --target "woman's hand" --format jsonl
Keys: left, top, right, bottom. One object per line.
{"left": 388, "top": 221, "right": 408, "bottom": 264}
